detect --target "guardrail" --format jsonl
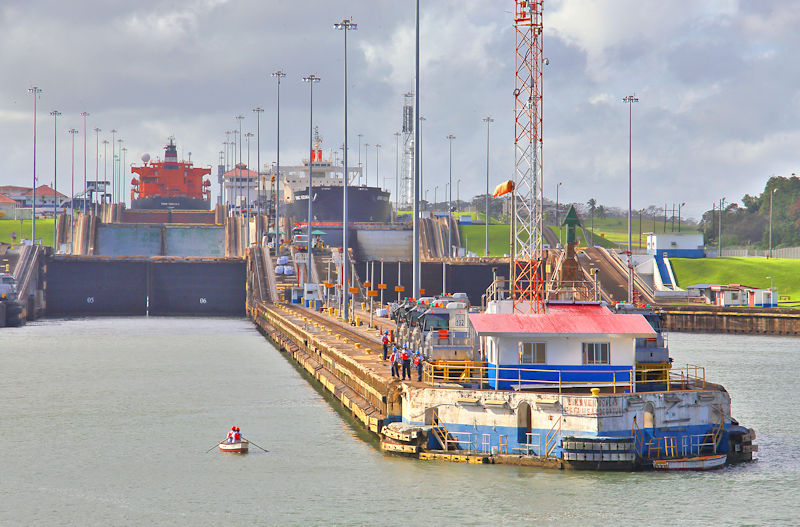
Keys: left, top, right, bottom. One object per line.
{"left": 424, "top": 360, "right": 706, "bottom": 393}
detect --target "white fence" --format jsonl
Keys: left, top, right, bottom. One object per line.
{"left": 706, "top": 247, "right": 800, "bottom": 259}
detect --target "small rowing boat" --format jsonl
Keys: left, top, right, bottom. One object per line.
{"left": 652, "top": 453, "right": 726, "bottom": 471}
{"left": 218, "top": 440, "right": 249, "bottom": 453}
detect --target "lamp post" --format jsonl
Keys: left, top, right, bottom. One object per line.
{"left": 334, "top": 17, "right": 356, "bottom": 321}
{"left": 235, "top": 115, "right": 245, "bottom": 212}
{"left": 375, "top": 144, "right": 381, "bottom": 189}
{"left": 302, "top": 74, "right": 321, "bottom": 283}
{"left": 483, "top": 116, "right": 493, "bottom": 256}
{"left": 393, "top": 131, "right": 400, "bottom": 217}
{"left": 80, "top": 112, "right": 89, "bottom": 215}
{"left": 68, "top": 128, "right": 78, "bottom": 254}
{"left": 718, "top": 197, "right": 726, "bottom": 258}
{"left": 357, "top": 133, "right": 363, "bottom": 185}
{"left": 419, "top": 115, "right": 426, "bottom": 210}
{"left": 769, "top": 188, "right": 778, "bottom": 258}
{"left": 121, "top": 146, "right": 127, "bottom": 207}
{"left": 364, "top": 143, "right": 369, "bottom": 186}
{"left": 556, "top": 181, "right": 562, "bottom": 245}
{"left": 94, "top": 127, "right": 101, "bottom": 215}
{"left": 434, "top": 185, "right": 438, "bottom": 211}
{"left": 50, "top": 110, "right": 61, "bottom": 241}
{"left": 271, "top": 70, "right": 286, "bottom": 244}
{"left": 102, "top": 139, "right": 109, "bottom": 207}
{"left": 117, "top": 139, "right": 124, "bottom": 203}
{"left": 110, "top": 129, "right": 117, "bottom": 203}
{"left": 28, "top": 86, "right": 42, "bottom": 243}
{"left": 245, "top": 131, "right": 254, "bottom": 247}
{"left": 677, "top": 202, "right": 685, "bottom": 232}
{"left": 457, "top": 178, "right": 462, "bottom": 213}
{"left": 253, "top": 107, "right": 264, "bottom": 245}
{"left": 446, "top": 134, "right": 455, "bottom": 257}
{"left": 623, "top": 93, "right": 639, "bottom": 303}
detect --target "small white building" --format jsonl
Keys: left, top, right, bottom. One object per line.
{"left": 646, "top": 232, "right": 705, "bottom": 258}
{"left": 687, "top": 284, "right": 777, "bottom": 308}
{"left": 470, "top": 304, "right": 656, "bottom": 390}
{"left": 222, "top": 164, "right": 260, "bottom": 209}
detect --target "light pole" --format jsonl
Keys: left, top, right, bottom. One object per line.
{"left": 235, "top": 115, "right": 245, "bottom": 212}
{"left": 245, "top": 131, "right": 254, "bottom": 247}
{"left": 393, "top": 131, "right": 400, "bottom": 216}
{"left": 334, "top": 16, "right": 356, "bottom": 321}
{"left": 225, "top": 131, "right": 232, "bottom": 171}
{"left": 50, "top": 110, "right": 61, "bottom": 239}
{"left": 28, "top": 86, "right": 42, "bottom": 243}
{"left": 272, "top": 70, "right": 286, "bottom": 244}
{"left": 447, "top": 134, "right": 455, "bottom": 257}
{"left": 556, "top": 181, "right": 562, "bottom": 245}
{"left": 623, "top": 93, "right": 639, "bottom": 303}
{"left": 375, "top": 144, "right": 381, "bottom": 189}
{"left": 121, "top": 146, "right": 127, "bottom": 206}
{"left": 302, "top": 73, "right": 321, "bottom": 283}
{"left": 483, "top": 116, "right": 493, "bottom": 256}
{"left": 718, "top": 197, "right": 726, "bottom": 258}
{"left": 253, "top": 107, "right": 264, "bottom": 245}
{"left": 364, "top": 143, "right": 369, "bottom": 187}
{"left": 434, "top": 185, "right": 438, "bottom": 211}
{"left": 81, "top": 112, "right": 89, "bottom": 215}
{"left": 102, "top": 139, "right": 109, "bottom": 207}
{"left": 457, "top": 178, "right": 462, "bottom": 213}
{"left": 419, "top": 115, "right": 426, "bottom": 210}
{"left": 677, "top": 202, "right": 685, "bottom": 232}
{"left": 117, "top": 139, "right": 124, "bottom": 203}
{"left": 357, "top": 133, "right": 363, "bottom": 185}
{"left": 68, "top": 128, "right": 78, "bottom": 253}
{"left": 769, "top": 188, "right": 778, "bottom": 258}
{"left": 110, "top": 129, "right": 117, "bottom": 203}
{"left": 94, "top": 127, "right": 101, "bottom": 216}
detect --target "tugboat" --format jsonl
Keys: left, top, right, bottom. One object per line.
{"left": 130, "top": 138, "right": 212, "bottom": 210}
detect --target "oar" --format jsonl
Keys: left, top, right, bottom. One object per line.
{"left": 205, "top": 439, "right": 226, "bottom": 453}
{"left": 242, "top": 437, "right": 269, "bottom": 453}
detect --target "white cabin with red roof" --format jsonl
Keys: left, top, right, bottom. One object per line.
{"left": 470, "top": 302, "right": 656, "bottom": 390}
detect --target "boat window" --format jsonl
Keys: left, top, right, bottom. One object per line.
{"left": 582, "top": 342, "right": 610, "bottom": 364}
{"left": 519, "top": 342, "right": 546, "bottom": 364}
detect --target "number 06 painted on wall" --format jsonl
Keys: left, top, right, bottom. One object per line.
{"left": 199, "top": 298, "right": 207, "bottom": 304}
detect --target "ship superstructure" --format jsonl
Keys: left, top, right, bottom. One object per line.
{"left": 130, "top": 138, "right": 212, "bottom": 210}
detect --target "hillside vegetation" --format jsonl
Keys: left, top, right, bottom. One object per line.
{"left": 670, "top": 257, "right": 800, "bottom": 301}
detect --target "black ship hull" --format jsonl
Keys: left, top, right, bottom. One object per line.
{"left": 131, "top": 196, "right": 211, "bottom": 211}
{"left": 286, "top": 185, "right": 392, "bottom": 223}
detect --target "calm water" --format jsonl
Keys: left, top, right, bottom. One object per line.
{"left": 0, "top": 318, "right": 798, "bottom": 526}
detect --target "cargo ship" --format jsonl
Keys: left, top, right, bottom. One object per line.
{"left": 280, "top": 129, "right": 392, "bottom": 223}
{"left": 130, "top": 138, "right": 212, "bottom": 210}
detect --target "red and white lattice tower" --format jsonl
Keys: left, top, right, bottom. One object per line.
{"left": 512, "top": 0, "right": 545, "bottom": 314}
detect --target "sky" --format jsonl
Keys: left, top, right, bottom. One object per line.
{"left": 1, "top": 0, "right": 798, "bottom": 221}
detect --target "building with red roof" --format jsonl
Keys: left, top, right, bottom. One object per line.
{"left": 470, "top": 302, "right": 655, "bottom": 390}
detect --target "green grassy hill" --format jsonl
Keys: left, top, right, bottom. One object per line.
{"left": 0, "top": 219, "right": 55, "bottom": 246}
{"left": 459, "top": 223, "right": 619, "bottom": 256}
{"left": 670, "top": 257, "right": 800, "bottom": 302}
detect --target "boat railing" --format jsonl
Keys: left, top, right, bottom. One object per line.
{"left": 424, "top": 361, "right": 707, "bottom": 394}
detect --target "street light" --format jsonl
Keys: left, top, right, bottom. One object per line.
{"left": 94, "top": 127, "right": 101, "bottom": 215}
{"left": 68, "top": 128, "right": 78, "bottom": 254}
{"left": 110, "top": 129, "right": 117, "bottom": 203}
{"left": 375, "top": 144, "right": 381, "bottom": 189}
{"left": 769, "top": 188, "right": 778, "bottom": 258}
{"left": 718, "top": 197, "right": 726, "bottom": 258}
{"left": 253, "top": 107, "right": 264, "bottom": 246}
{"left": 364, "top": 143, "right": 369, "bottom": 186}
{"left": 121, "top": 146, "right": 127, "bottom": 207}
{"left": 457, "top": 178, "right": 462, "bottom": 213}
{"left": 483, "top": 116, "right": 493, "bottom": 257}
{"left": 334, "top": 17, "right": 356, "bottom": 321}
{"left": 556, "top": 181, "right": 562, "bottom": 245}
{"left": 50, "top": 110, "right": 61, "bottom": 239}
{"left": 302, "top": 73, "right": 321, "bottom": 282}
{"left": 245, "top": 131, "right": 254, "bottom": 247}
{"left": 677, "top": 202, "right": 685, "bottom": 232}
{"left": 623, "top": 93, "right": 639, "bottom": 303}
{"left": 271, "top": 70, "right": 286, "bottom": 243}
{"left": 393, "top": 131, "right": 400, "bottom": 217}
{"left": 80, "top": 112, "right": 89, "bottom": 215}
{"left": 102, "top": 139, "right": 109, "bottom": 206}
{"left": 434, "top": 185, "right": 438, "bottom": 211}
{"left": 357, "top": 133, "right": 363, "bottom": 185}
{"left": 447, "top": 134, "right": 455, "bottom": 257}
{"left": 28, "top": 86, "right": 42, "bottom": 243}
{"left": 235, "top": 115, "right": 245, "bottom": 212}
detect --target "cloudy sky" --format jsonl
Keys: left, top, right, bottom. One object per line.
{"left": 1, "top": 0, "right": 797, "bottom": 220}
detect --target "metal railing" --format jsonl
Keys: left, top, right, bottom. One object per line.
{"left": 424, "top": 361, "right": 706, "bottom": 393}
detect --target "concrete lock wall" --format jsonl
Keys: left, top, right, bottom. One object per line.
{"left": 355, "top": 229, "right": 413, "bottom": 262}
{"left": 46, "top": 259, "right": 148, "bottom": 315}
{"left": 149, "top": 261, "right": 246, "bottom": 316}
{"left": 96, "top": 225, "right": 162, "bottom": 256}
{"left": 165, "top": 227, "right": 225, "bottom": 257}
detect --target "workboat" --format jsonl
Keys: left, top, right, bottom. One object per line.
{"left": 652, "top": 454, "right": 727, "bottom": 471}
{"left": 218, "top": 440, "right": 249, "bottom": 453}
